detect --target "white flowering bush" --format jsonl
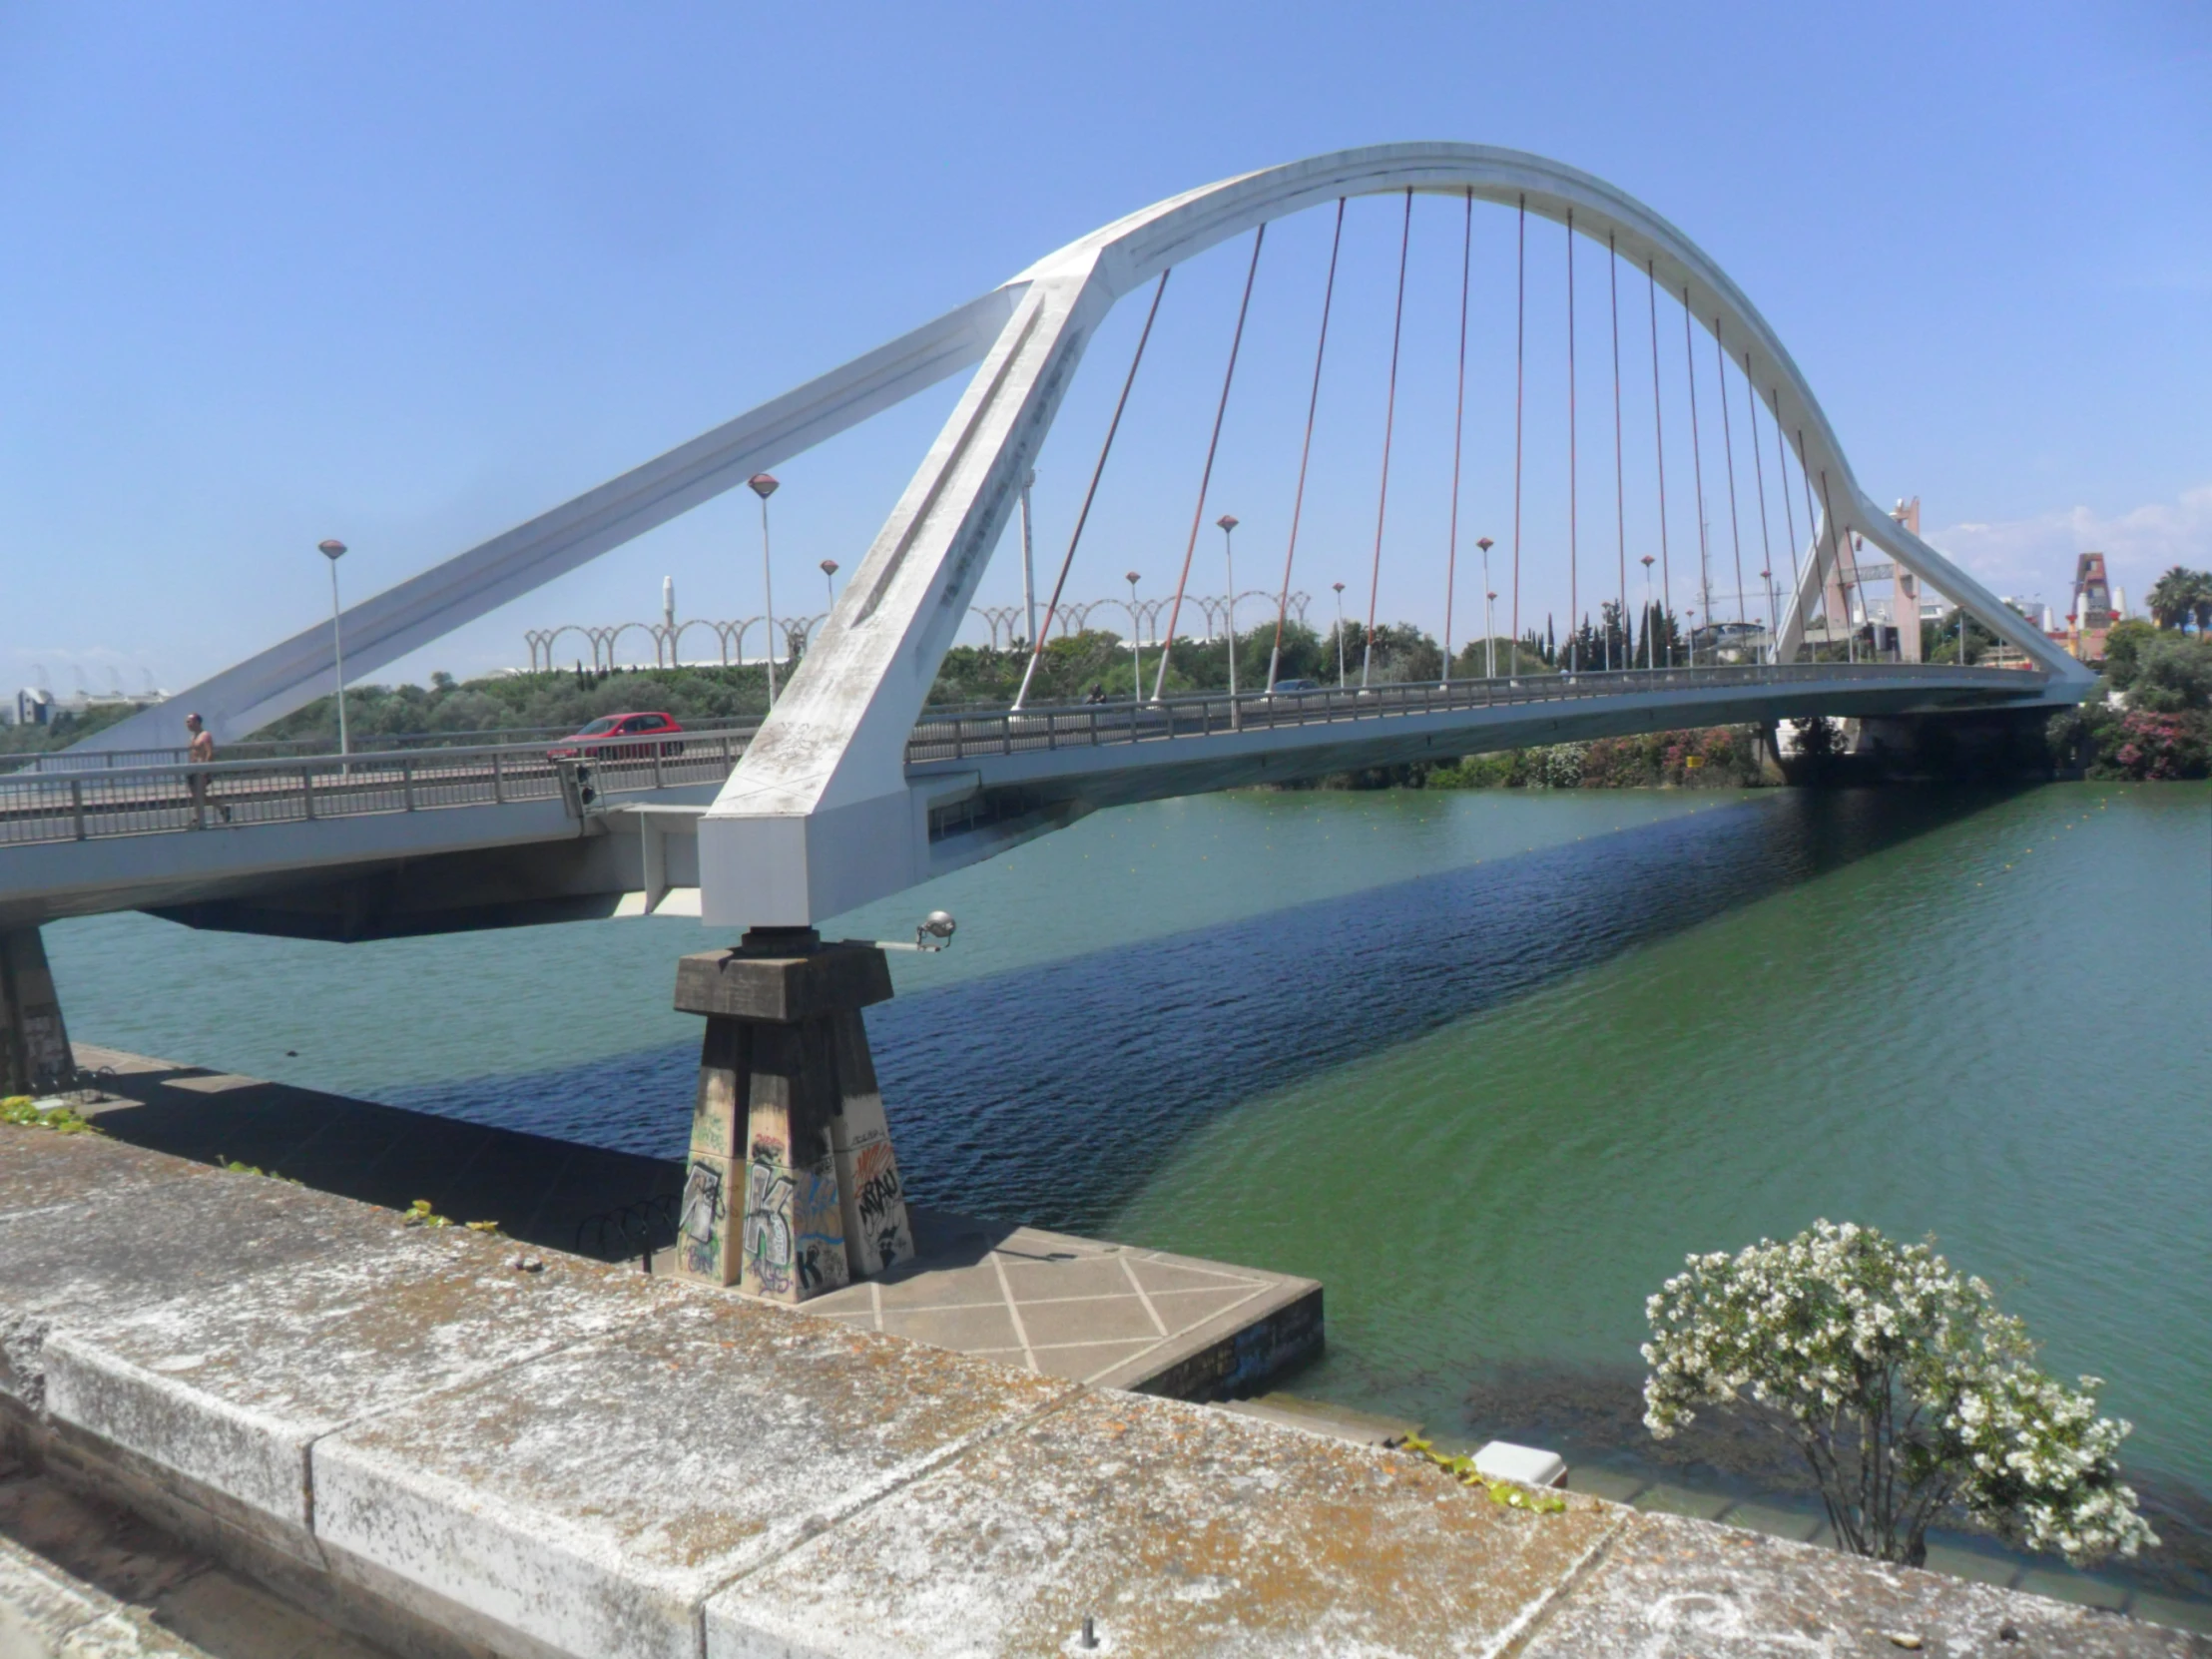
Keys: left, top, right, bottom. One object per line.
{"left": 1642, "top": 1219, "right": 2155, "bottom": 1568}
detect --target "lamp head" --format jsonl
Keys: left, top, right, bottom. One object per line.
{"left": 1476, "top": 537, "right": 1494, "bottom": 553}
{"left": 914, "top": 910, "right": 957, "bottom": 950}
{"left": 1216, "top": 513, "right": 1238, "bottom": 533}
{"left": 820, "top": 559, "right": 838, "bottom": 576}
{"left": 1124, "top": 570, "right": 1140, "bottom": 586}
{"left": 1332, "top": 581, "right": 1346, "bottom": 594}
{"left": 317, "top": 539, "right": 346, "bottom": 561}
{"left": 748, "top": 473, "right": 780, "bottom": 500}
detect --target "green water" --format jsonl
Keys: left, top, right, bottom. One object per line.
{"left": 42, "top": 781, "right": 2211, "bottom": 1599}
{"left": 1112, "top": 785, "right": 2211, "bottom": 1513}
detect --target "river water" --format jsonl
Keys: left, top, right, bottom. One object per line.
{"left": 43, "top": 781, "right": 2212, "bottom": 1599}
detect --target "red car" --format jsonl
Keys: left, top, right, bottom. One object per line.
{"left": 547, "top": 712, "right": 686, "bottom": 761}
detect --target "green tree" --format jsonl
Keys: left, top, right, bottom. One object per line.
{"left": 2145, "top": 566, "right": 2212, "bottom": 632}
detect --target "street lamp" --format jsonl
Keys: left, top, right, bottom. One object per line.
{"left": 1124, "top": 571, "right": 1143, "bottom": 703}
{"left": 1332, "top": 581, "right": 1348, "bottom": 689}
{"left": 1640, "top": 555, "right": 1656, "bottom": 670}
{"left": 1759, "top": 568, "right": 1776, "bottom": 664}
{"left": 820, "top": 558, "right": 838, "bottom": 610}
{"left": 1216, "top": 514, "right": 1240, "bottom": 714}
{"left": 1476, "top": 537, "right": 1495, "bottom": 680}
{"left": 316, "top": 539, "right": 349, "bottom": 760}
{"left": 748, "top": 473, "right": 781, "bottom": 706}
{"left": 1019, "top": 470, "right": 1038, "bottom": 652}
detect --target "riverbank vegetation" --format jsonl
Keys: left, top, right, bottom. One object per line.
{"left": 1645, "top": 1220, "right": 2155, "bottom": 1570}
{"left": 2047, "top": 621, "right": 2212, "bottom": 781}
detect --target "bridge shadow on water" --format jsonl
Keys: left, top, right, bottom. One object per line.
{"left": 389, "top": 786, "right": 2019, "bottom": 1235}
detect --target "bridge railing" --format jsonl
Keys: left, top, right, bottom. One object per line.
{"left": 0, "top": 725, "right": 592, "bottom": 777}
{"left": 903, "top": 662, "right": 2045, "bottom": 765}
{"left": 0, "top": 726, "right": 760, "bottom": 849}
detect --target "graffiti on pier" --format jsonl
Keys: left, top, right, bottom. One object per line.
{"left": 676, "top": 1159, "right": 727, "bottom": 1279}
{"left": 743, "top": 1137, "right": 796, "bottom": 1295}
{"left": 849, "top": 1138, "right": 909, "bottom": 1272}
{"left": 792, "top": 1170, "right": 847, "bottom": 1295}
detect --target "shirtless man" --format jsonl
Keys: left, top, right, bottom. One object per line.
{"left": 184, "top": 713, "right": 230, "bottom": 823}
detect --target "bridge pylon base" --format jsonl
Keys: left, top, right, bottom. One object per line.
{"left": 1, "top": 925, "right": 74, "bottom": 1098}
{"left": 668, "top": 929, "right": 915, "bottom": 1303}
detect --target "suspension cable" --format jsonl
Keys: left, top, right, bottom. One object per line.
{"left": 1443, "top": 187, "right": 1471, "bottom": 682}
{"left": 1775, "top": 389, "right": 1806, "bottom": 655}
{"left": 1799, "top": 433, "right": 1826, "bottom": 656}
{"left": 1269, "top": 200, "right": 1345, "bottom": 694}
{"left": 1013, "top": 270, "right": 1170, "bottom": 709}
{"left": 1744, "top": 351, "right": 1777, "bottom": 660}
{"left": 1646, "top": 260, "right": 1672, "bottom": 665}
{"left": 1609, "top": 232, "right": 1625, "bottom": 674}
{"left": 1566, "top": 211, "right": 1579, "bottom": 674}
{"left": 1681, "top": 287, "right": 1712, "bottom": 659}
{"left": 1714, "top": 318, "right": 1746, "bottom": 635}
{"left": 1511, "top": 196, "right": 1527, "bottom": 666}
{"left": 1817, "top": 466, "right": 1855, "bottom": 665}
{"left": 1153, "top": 225, "right": 1265, "bottom": 702}
{"left": 1361, "top": 188, "right": 1414, "bottom": 688}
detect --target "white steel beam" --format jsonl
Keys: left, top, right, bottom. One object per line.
{"left": 72, "top": 291, "right": 1018, "bottom": 753}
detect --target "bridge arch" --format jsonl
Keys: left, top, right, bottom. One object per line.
{"left": 697, "top": 142, "right": 2082, "bottom": 929}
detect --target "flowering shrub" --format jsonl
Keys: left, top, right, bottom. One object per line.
{"left": 1643, "top": 1220, "right": 2155, "bottom": 1568}
{"left": 2106, "top": 710, "right": 2210, "bottom": 781}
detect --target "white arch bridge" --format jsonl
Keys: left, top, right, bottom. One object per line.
{"left": 24, "top": 144, "right": 2084, "bottom": 950}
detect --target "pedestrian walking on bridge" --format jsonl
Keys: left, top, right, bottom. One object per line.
{"left": 185, "top": 713, "right": 230, "bottom": 825}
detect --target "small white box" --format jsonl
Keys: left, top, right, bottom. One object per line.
{"left": 1472, "top": 1440, "right": 1568, "bottom": 1489}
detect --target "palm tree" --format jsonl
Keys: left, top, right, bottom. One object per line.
{"left": 2146, "top": 566, "right": 2212, "bottom": 631}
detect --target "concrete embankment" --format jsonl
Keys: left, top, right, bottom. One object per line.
{"left": 2, "top": 1121, "right": 2204, "bottom": 1657}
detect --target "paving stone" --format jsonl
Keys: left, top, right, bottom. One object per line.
{"left": 705, "top": 1388, "right": 1624, "bottom": 1658}
{"left": 0, "top": 1161, "right": 415, "bottom": 1415}
{"left": 1519, "top": 1510, "right": 2212, "bottom": 1657}
{"left": 312, "top": 1292, "right": 1075, "bottom": 1659}
{"left": 42, "top": 1227, "right": 679, "bottom": 1546}
{"left": 0, "top": 1127, "right": 211, "bottom": 1220}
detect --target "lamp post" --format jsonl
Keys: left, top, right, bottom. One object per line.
{"left": 1125, "top": 571, "right": 1143, "bottom": 704}
{"left": 820, "top": 559, "right": 838, "bottom": 610}
{"left": 1477, "top": 537, "right": 1495, "bottom": 680}
{"left": 316, "top": 539, "right": 349, "bottom": 760}
{"left": 1759, "top": 567, "right": 1776, "bottom": 664}
{"left": 1019, "top": 470, "right": 1038, "bottom": 652}
{"left": 1332, "top": 581, "right": 1347, "bottom": 689}
{"left": 1216, "top": 514, "right": 1240, "bottom": 717}
{"left": 748, "top": 473, "right": 781, "bottom": 705}
{"left": 1641, "top": 555, "right": 1656, "bottom": 670}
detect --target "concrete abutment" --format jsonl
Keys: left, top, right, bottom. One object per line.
{"left": 0, "top": 926, "right": 72, "bottom": 1097}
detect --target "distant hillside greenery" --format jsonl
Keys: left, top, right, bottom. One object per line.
{"left": 239, "top": 618, "right": 1555, "bottom": 748}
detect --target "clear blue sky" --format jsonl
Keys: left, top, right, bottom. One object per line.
{"left": 4, "top": 0, "right": 2207, "bottom": 698}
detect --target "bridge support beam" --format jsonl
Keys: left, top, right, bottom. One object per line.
{"left": 0, "top": 925, "right": 74, "bottom": 1097}
{"left": 669, "top": 931, "right": 914, "bottom": 1301}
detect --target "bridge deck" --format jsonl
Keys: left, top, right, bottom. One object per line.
{"left": 2, "top": 665, "right": 2065, "bottom": 933}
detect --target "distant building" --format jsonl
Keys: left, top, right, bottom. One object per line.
{"left": 14, "top": 689, "right": 54, "bottom": 728}
{"left": 2067, "top": 553, "right": 2116, "bottom": 663}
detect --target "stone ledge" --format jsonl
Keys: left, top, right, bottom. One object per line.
{"left": 705, "top": 1388, "right": 1626, "bottom": 1657}
{"left": 41, "top": 1229, "right": 682, "bottom": 1549}
{"left": 312, "top": 1295, "right": 1076, "bottom": 1659}
{"left": 1524, "top": 1510, "right": 2210, "bottom": 1658}
{"left": 0, "top": 1528, "right": 216, "bottom": 1658}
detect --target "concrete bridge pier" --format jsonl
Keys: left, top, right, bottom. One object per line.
{"left": 670, "top": 929, "right": 914, "bottom": 1301}
{"left": 0, "top": 925, "right": 73, "bottom": 1097}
